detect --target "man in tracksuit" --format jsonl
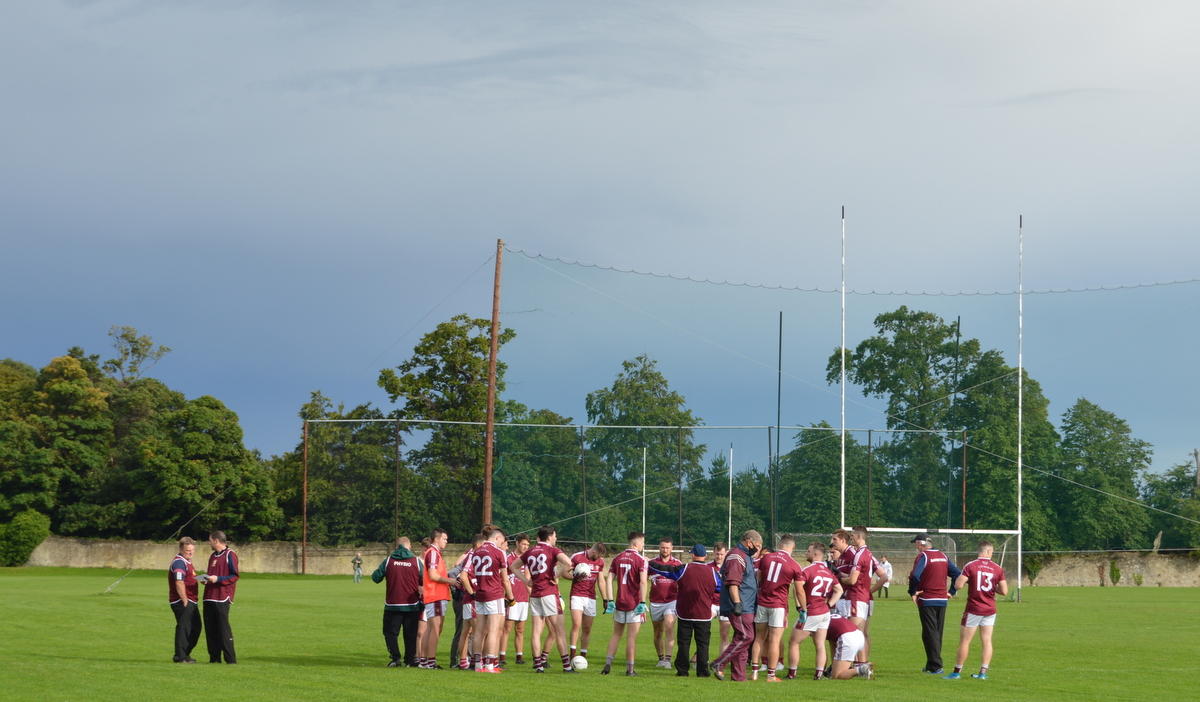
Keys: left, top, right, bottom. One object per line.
{"left": 712, "top": 529, "right": 763, "bottom": 681}
{"left": 373, "top": 536, "right": 425, "bottom": 667}
{"left": 908, "top": 533, "right": 961, "bottom": 675}
{"left": 201, "top": 531, "right": 239, "bottom": 664}
{"left": 648, "top": 544, "right": 721, "bottom": 678}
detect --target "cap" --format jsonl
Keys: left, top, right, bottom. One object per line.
{"left": 691, "top": 544, "right": 707, "bottom": 557}
{"left": 910, "top": 533, "right": 930, "bottom": 544}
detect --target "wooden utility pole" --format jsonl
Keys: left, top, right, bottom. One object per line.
{"left": 1194, "top": 449, "right": 1199, "bottom": 489}
{"left": 483, "top": 240, "right": 504, "bottom": 526}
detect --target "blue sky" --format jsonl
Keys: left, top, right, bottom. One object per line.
{"left": 3, "top": 1, "right": 1198, "bottom": 471}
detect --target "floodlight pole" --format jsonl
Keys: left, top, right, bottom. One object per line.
{"left": 1017, "top": 216, "right": 1024, "bottom": 603}
{"left": 483, "top": 239, "right": 504, "bottom": 527}
{"left": 296, "top": 420, "right": 302, "bottom": 571}
{"left": 840, "top": 206, "right": 847, "bottom": 529}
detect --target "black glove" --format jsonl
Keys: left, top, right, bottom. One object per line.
{"left": 732, "top": 601, "right": 743, "bottom": 616}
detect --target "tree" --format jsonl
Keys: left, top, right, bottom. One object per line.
{"left": 1051, "top": 398, "right": 1152, "bottom": 550}
{"left": 828, "top": 307, "right": 981, "bottom": 527}
{"left": 102, "top": 326, "right": 171, "bottom": 384}
{"left": 584, "top": 355, "right": 706, "bottom": 543}
{"left": 493, "top": 404, "right": 581, "bottom": 539}
{"left": 776, "top": 423, "right": 877, "bottom": 533}
{"left": 377, "top": 314, "right": 515, "bottom": 540}
{"left": 1141, "top": 461, "right": 1200, "bottom": 550}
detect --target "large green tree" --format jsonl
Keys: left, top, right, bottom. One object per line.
{"left": 777, "top": 423, "right": 877, "bottom": 533}
{"left": 1051, "top": 398, "right": 1152, "bottom": 550}
{"left": 377, "top": 314, "right": 514, "bottom": 540}
{"left": 1141, "top": 461, "right": 1200, "bottom": 550}
{"left": 584, "top": 355, "right": 706, "bottom": 544}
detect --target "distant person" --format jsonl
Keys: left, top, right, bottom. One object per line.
{"left": 372, "top": 536, "right": 424, "bottom": 667}
{"left": 908, "top": 533, "right": 961, "bottom": 675}
{"left": 648, "top": 544, "right": 720, "bottom": 678}
{"left": 168, "top": 536, "right": 201, "bottom": 663}
{"left": 201, "top": 531, "right": 239, "bottom": 664}
{"left": 943, "top": 541, "right": 1008, "bottom": 680}
{"left": 352, "top": 552, "right": 364, "bottom": 583}
{"left": 879, "top": 556, "right": 893, "bottom": 598}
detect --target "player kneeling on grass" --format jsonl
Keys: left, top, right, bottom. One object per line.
{"left": 567, "top": 541, "right": 609, "bottom": 663}
{"left": 827, "top": 614, "right": 873, "bottom": 680}
{"left": 943, "top": 541, "right": 1007, "bottom": 681}
{"left": 602, "top": 531, "right": 650, "bottom": 676}
{"left": 788, "top": 542, "right": 843, "bottom": 680}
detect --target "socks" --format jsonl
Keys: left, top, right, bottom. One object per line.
{"left": 570, "top": 646, "right": 577, "bottom": 658}
{"left": 561, "top": 654, "right": 571, "bottom": 671}
{"left": 499, "top": 652, "right": 506, "bottom": 664}
{"left": 665, "top": 655, "right": 671, "bottom": 664}
{"left": 605, "top": 655, "right": 615, "bottom": 668}
{"left": 954, "top": 665, "right": 963, "bottom": 674}
{"left": 516, "top": 653, "right": 524, "bottom": 663}
{"left": 980, "top": 665, "right": 989, "bottom": 675}
{"left": 626, "top": 660, "right": 635, "bottom": 674}
{"left": 459, "top": 656, "right": 468, "bottom": 669}
{"left": 580, "top": 649, "right": 587, "bottom": 656}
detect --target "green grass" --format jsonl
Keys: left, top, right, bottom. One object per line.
{"left": 1, "top": 567, "right": 1198, "bottom": 701}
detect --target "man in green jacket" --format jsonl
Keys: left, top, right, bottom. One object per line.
{"left": 372, "top": 537, "right": 425, "bottom": 667}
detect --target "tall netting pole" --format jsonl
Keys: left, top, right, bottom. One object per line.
{"left": 775, "top": 311, "right": 782, "bottom": 541}
{"left": 727, "top": 445, "right": 734, "bottom": 546}
{"left": 296, "top": 420, "right": 302, "bottom": 571}
{"left": 394, "top": 419, "right": 401, "bottom": 543}
{"left": 580, "top": 426, "right": 588, "bottom": 543}
{"left": 483, "top": 239, "right": 504, "bottom": 526}
{"left": 677, "top": 426, "right": 683, "bottom": 545}
{"left": 1017, "top": 215, "right": 1024, "bottom": 603}
{"left": 840, "top": 206, "right": 847, "bottom": 529}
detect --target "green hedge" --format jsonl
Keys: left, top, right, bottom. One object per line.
{"left": 0, "top": 511, "right": 51, "bottom": 566}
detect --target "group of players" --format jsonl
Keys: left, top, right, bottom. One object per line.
{"left": 390, "top": 523, "right": 1005, "bottom": 681}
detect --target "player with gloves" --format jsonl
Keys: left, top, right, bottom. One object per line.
{"left": 601, "top": 532, "right": 649, "bottom": 676}
{"left": 710, "top": 530, "right": 763, "bottom": 681}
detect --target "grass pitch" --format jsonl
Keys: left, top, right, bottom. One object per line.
{"left": 1, "top": 567, "right": 1197, "bottom": 701}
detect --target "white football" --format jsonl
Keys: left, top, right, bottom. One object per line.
{"left": 573, "top": 563, "right": 591, "bottom": 578}
{"left": 571, "top": 656, "right": 588, "bottom": 671}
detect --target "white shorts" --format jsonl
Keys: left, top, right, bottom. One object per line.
{"left": 650, "top": 601, "right": 677, "bottom": 622}
{"left": 849, "top": 600, "right": 872, "bottom": 619}
{"left": 799, "top": 612, "right": 830, "bottom": 632}
{"left": 719, "top": 615, "right": 729, "bottom": 623}
{"left": 530, "top": 594, "right": 562, "bottom": 618}
{"left": 424, "top": 600, "right": 448, "bottom": 621}
{"left": 475, "top": 598, "right": 505, "bottom": 616}
{"left": 712, "top": 604, "right": 721, "bottom": 619}
{"left": 462, "top": 602, "right": 475, "bottom": 621}
{"left": 754, "top": 606, "right": 787, "bottom": 628}
{"left": 506, "top": 601, "right": 529, "bottom": 622}
{"left": 613, "top": 609, "right": 645, "bottom": 625}
{"left": 833, "top": 599, "right": 850, "bottom": 617}
{"left": 833, "top": 629, "right": 865, "bottom": 662}
{"left": 963, "top": 612, "right": 997, "bottom": 628}
{"left": 570, "top": 596, "right": 596, "bottom": 618}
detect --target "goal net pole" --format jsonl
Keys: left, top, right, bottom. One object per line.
{"left": 840, "top": 206, "right": 847, "bottom": 531}
{"left": 1017, "top": 216, "right": 1024, "bottom": 603}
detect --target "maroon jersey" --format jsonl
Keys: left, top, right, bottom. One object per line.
{"left": 846, "top": 546, "right": 874, "bottom": 604}
{"left": 910, "top": 548, "right": 955, "bottom": 604}
{"left": 570, "top": 551, "right": 604, "bottom": 599}
{"left": 797, "top": 562, "right": 838, "bottom": 616}
{"left": 827, "top": 614, "right": 858, "bottom": 641}
{"left": 756, "top": 551, "right": 802, "bottom": 609}
{"left": 519, "top": 542, "right": 565, "bottom": 598}
{"left": 672, "top": 562, "right": 720, "bottom": 621}
{"left": 167, "top": 553, "right": 197, "bottom": 604}
{"left": 506, "top": 552, "right": 530, "bottom": 602}
{"left": 468, "top": 542, "right": 507, "bottom": 601}
{"left": 648, "top": 555, "right": 682, "bottom": 603}
{"left": 610, "top": 549, "right": 648, "bottom": 611}
{"left": 202, "top": 548, "right": 239, "bottom": 603}
{"left": 381, "top": 553, "right": 424, "bottom": 608}
{"left": 459, "top": 549, "right": 477, "bottom": 605}
{"left": 961, "top": 558, "right": 1006, "bottom": 616}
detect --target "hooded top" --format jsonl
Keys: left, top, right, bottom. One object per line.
{"left": 372, "top": 545, "right": 424, "bottom": 611}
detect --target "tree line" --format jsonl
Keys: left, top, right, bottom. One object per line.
{"left": 2, "top": 311, "right": 1197, "bottom": 559}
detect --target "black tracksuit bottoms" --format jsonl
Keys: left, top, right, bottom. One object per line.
{"left": 383, "top": 610, "right": 421, "bottom": 665}
{"left": 918, "top": 604, "right": 946, "bottom": 672}
{"left": 675, "top": 618, "right": 712, "bottom": 677}
{"left": 171, "top": 601, "right": 202, "bottom": 661}
{"left": 203, "top": 600, "right": 237, "bottom": 663}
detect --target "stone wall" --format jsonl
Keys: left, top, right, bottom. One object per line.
{"left": 23, "top": 536, "right": 1200, "bottom": 585}
{"left": 25, "top": 535, "right": 471, "bottom": 576}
